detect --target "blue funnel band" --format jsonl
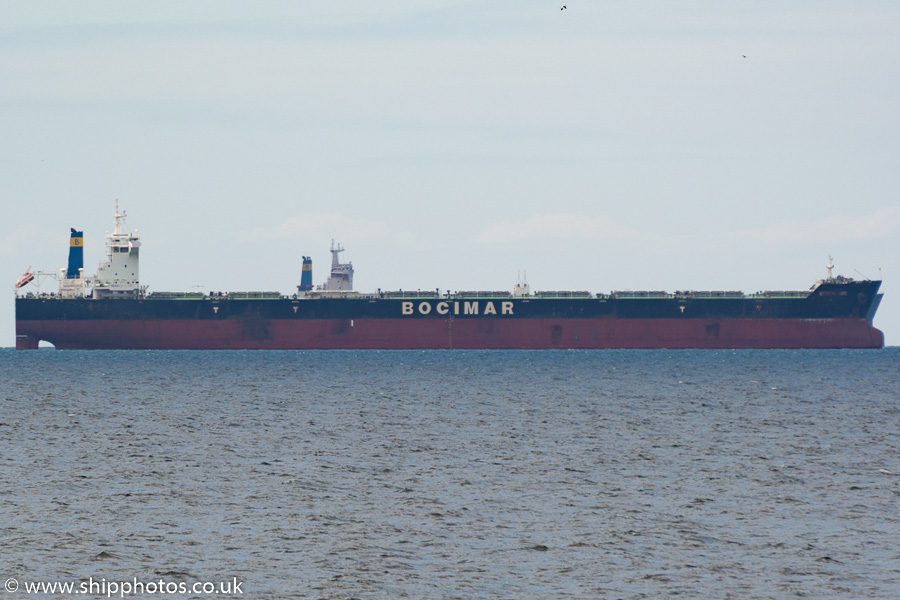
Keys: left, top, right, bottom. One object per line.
{"left": 66, "top": 229, "right": 84, "bottom": 279}
{"left": 299, "top": 256, "right": 313, "bottom": 291}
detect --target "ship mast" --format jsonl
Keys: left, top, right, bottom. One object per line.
{"left": 331, "top": 240, "right": 344, "bottom": 268}
{"left": 323, "top": 240, "right": 354, "bottom": 291}
{"left": 113, "top": 199, "right": 126, "bottom": 236}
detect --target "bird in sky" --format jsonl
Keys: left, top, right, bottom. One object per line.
{"left": 561, "top": 5, "right": 567, "bottom": 10}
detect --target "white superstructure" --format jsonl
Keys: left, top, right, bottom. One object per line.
{"left": 514, "top": 271, "right": 531, "bottom": 297}
{"left": 93, "top": 201, "right": 143, "bottom": 298}
{"left": 322, "top": 240, "right": 354, "bottom": 291}
{"left": 58, "top": 268, "right": 87, "bottom": 298}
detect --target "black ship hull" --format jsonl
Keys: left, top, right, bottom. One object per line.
{"left": 15, "top": 280, "right": 885, "bottom": 349}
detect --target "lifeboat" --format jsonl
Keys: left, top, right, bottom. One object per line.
{"left": 15, "top": 272, "right": 34, "bottom": 289}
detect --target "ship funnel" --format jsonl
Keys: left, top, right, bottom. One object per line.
{"left": 66, "top": 228, "right": 84, "bottom": 279}
{"left": 298, "top": 256, "right": 313, "bottom": 292}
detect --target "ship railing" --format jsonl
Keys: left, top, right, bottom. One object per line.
{"left": 533, "top": 291, "right": 592, "bottom": 298}
{"left": 612, "top": 291, "right": 670, "bottom": 298}
{"left": 148, "top": 291, "right": 205, "bottom": 300}
{"left": 226, "top": 291, "right": 284, "bottom": 299}
{"left": 749, "top": 290, "right": 809, "bottom": 298}
{"left": 303, "top": 290, "right": 362, "bottom": 299}
{"left": 676, "top": 291, "right": 745, "bottom": 298}
{"left": 455, "top": 291, "right": 513, "bottom": 298}
{"left": 23, "top": 291, "right": 101, "bottom": 300}
{"left": 92, "top": 287, "right": 142, "bottom": 299}
{"left": 382, "top": 290, "right": 440, "bottom": 299}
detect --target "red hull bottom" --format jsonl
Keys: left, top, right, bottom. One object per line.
{"left": 16, "top": 317, "right": 885, "bottom": 349}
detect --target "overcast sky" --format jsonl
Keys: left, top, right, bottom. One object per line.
{"left": 3, "top": 1, "right": 898, "bottom": 346}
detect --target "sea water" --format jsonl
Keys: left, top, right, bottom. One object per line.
{"left": 1, "top": 349, "right": 898, "bottom": 599}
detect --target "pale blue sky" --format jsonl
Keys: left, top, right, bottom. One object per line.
{"left": 3, "top": 1, "right": 898, "bottom": 345}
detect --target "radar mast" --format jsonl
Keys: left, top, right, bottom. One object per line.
{"left": 323, "top": 240, "right": 354, "bottom": 290}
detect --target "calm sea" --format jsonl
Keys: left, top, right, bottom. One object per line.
{"left": 1, "top": 349, "right": 898, "bottom": 599}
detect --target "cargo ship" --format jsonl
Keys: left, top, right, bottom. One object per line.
{"left": 14, "top": 205, "right": 885, "bottom": 350}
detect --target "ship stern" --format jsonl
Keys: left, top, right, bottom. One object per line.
{"left": 15, "top": 332, "right": 41, "bottom": 350}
